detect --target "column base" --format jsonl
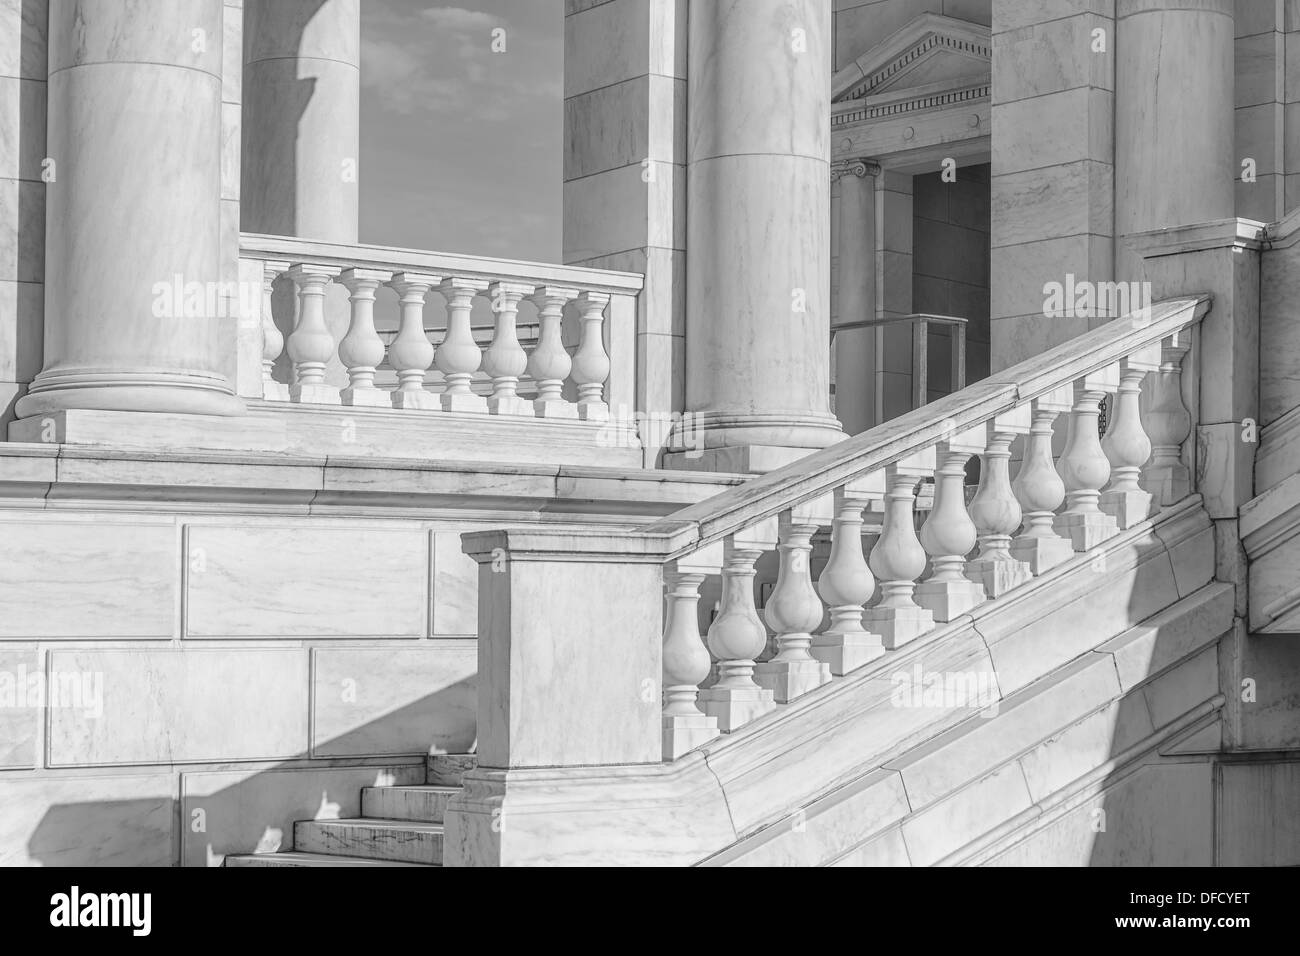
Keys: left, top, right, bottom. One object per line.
{"left": 698, "top": 684, "right": 776, "bottom": 732}
{"left": 860, "top": 605, "right": 935, "bottom": 650}
{"left": 662, "top": 712, "right": 719, "bottom": 759}
{"left": 914, "top": 578, "right": 986, "bottom": 622}
{"left": 754, "top": 658, "right": 832, "bottom": 703}
{"left": 290, "top": 383, "right": 340, "bottom": 406}
{"left": 15, "top": 370, "right": 245, "bottom": 419}
{"left": 1009, "top": 534, "right": 1075, "bottom": 575}
{"left": 1100, "top": 488, "right": 1155, "bottom": 529}
{"left": 341, "top": 386, "right": 391, "bottom": 408}
{"left": 811, "top": 630, "right": 885, "bottom": 675}
{"left": 664, "top": 445, "right": 818, "bottom": 475}
{"left": 1055, "top": 510, "right": 1119, "bottom": 550}
{"left": 964, "top": 556, "right": 1032, "bottom": 599}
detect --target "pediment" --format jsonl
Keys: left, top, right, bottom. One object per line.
{"left": 833, "top": 13, "right": 991, "bottom": 103}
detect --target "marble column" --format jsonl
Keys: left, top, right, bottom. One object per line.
{"left": 1114, "top": 0, "right": 1233, "bottom": 277}
{"left": 832, "top": 159, "right": 880, "bottom": 436}
{"left": 242, "top": 0, "right": 360, "bottom": 242}
{"left": 16, "top": 0, "right": 243, "bottom": 418}
{"left": 681, "top": 0, "right": 842, "bottom": 473}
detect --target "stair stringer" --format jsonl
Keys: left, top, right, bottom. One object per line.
{"left": 443, "top": 496, "right": 1220, "bottom": 866}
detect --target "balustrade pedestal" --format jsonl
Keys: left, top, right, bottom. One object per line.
{"left": 1056, "top": 372, "right": 1121, "bottom": 550}
{"left": 862, "top": 454, "right": 937, "bottom": 648}
{"left": 965, "top": 412, "right": 1033, "bottom": 598}
{"left": 755, "top": 503, "right": 834, "bottom": 703}
{"left": 699, "top": 521, "right": 779, "bottom": 730}
{"left": 1010, "top": 387, "right": 1077, "bottom": 573}
{"left": 812, "top": 480, "right": 886, "bottom": 675}
{"left": 916, "top": 428, "right": 987, "bottom": 620}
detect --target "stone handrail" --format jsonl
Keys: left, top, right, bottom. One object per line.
{"left": 459, "top": 294, "right": 1209, "bottom": 779}
{"left": 238, "top": 233, "right": 642, "bottom": 420}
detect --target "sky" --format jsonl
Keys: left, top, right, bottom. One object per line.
{"left": 358, "top": 0, "right": 563, "bottom": 263}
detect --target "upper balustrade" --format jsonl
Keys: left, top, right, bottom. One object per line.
{"left": 460, "top": 294, "right": 1210, "bottom": 770}
{"left": 235, "top": 233, "right": 647, "bottom": 466}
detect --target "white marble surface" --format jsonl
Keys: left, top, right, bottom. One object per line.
{"left": 46, "top": 648, "right": 308, "bottom": 766}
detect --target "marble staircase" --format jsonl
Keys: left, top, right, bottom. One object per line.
{"left": 223, "top": 755, "right": 476, "bottom": 868}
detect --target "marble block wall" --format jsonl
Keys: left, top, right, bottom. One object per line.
{"left": 912, "top": 163, "right": 991, "bottom": 398}
{"left": 989, "top": 0, "right": 1115, "bottom": 371}
{"left": 0, "top": 507, "right": 484, "bottom": 866}
{"left": 563, "top": 0, "right": 686, "bottom": 458}
{"left": 1234, "top": 0, "right": 1284, "bottom": 222}
{"left": 0, "top": 0, "right": 47, "bottom": 428}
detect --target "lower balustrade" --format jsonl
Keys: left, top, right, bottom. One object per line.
{"left": 658, "top": 312, "right": 1203, "bottom": 759}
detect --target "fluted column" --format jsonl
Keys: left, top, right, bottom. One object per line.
{"left": 260, "top": 260, "right": 290, "bottom": 402}
{"left": 662, "top": 548, "right": 722, "bottom": 759}
{"left": 755, "top": 502, "right": 834, "bottom": 703}
{"left": 699, "top": 520, "right": 779, "bottom": 731}
{"left": 965, "top": 412, "right": 1033, "bottom": 598}
{"left": 916, "top": 428, "right": 986, "bottom": 620}
{"left": 286, "top": 264, "right": 342, "bottom": 405}
{"left": 529, "top": 287, "right": 579, "bottom": 418}
{"left": 435, "top": 278, "right": 489, "bottom": 413}
{"left": 484, "top": 282, "right": 533, "bottom": 416}
{"left": 387, "top": 272, "right": 440, "bottom": 410}
{"left": 812, "top": 481, "right": 885, "bottom": 674}
{"left": 1140, "top": 332, "right": 1193, "bottom": 505}
{"left": 1056, "top": 370, "right": 1121, "bottom": 549}
{"left": 242, "top": 0, "right": 360, "bottom": 242}
{"left": 683, "top": 0, "right": 842, "bottom": 462}
{"left": 862, "top": 452, "right": 936, "bottom": 649}
{"left": 832, "top": 159, "right": 881, "bottom": 435}
{"left": 17, "top": 0, "right": 243, "bottom": 419}
{"left": 337, "top": 269, "right": 391, "bottom": 407}
{"left": 1101, "top": 346, "right": 1160, "bottom": 528}
{"left": 1010, "top": 388, "right": 1076, "bottom": 573}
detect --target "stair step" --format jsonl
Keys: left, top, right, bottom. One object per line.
{"left": 427, "top": 753, "right": 476, "bottom": 786}
{"left": 362, "top": 785, "right": 458, "bottom": 823}
{"left": 225, "top": 850, "right": 431, "bottom": 868}
{"left": 294, "top": 818, "right": 445, "bottom": 865}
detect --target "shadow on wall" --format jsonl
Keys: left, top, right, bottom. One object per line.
{"left": 25, "top": 680, "right": 475, "bottom": 867}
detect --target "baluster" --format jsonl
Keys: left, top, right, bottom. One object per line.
{"left": 1010, "top": 388, "right": 1076, "bottom": 573}
{"left": 1055, "top": 369, "right": 1121, "bottom": 549}
{"left": 916, "top": 427, "right": 987, "bottom": 619}
{"left": 285, "top": 263, "right": 342, "bottom": 404}
{"left": 338, "top": 268, "right": 392, "bottom": 407}
{"left": 260, "top": 259, "right": 290, "bottom": 401}
{"left": 813, "top": 481, "right": 886, "bottom": 674}
{"left": 965, "top": 411, "right": 1033, "bottom": 597}
{"left": 435, "top": 278, "right": 489, "bottom": 413}
{"left": 484, "top": 281, "right": 534, "bottom": 415}
{"left": 528, "top": 286, "right": 579, "bottom": 418}
{"left": 1140, "top": 331, "right": 1193, "bottom": 505}
{"left": 755, "top": 501, "right": 834, "bottom": 703}
{"left": 662, "top": 545, "right": 723, "bottom": 759}
{"left": 1101, "top": 345, "right": 1161, "bottom": 528}
{"left": 387, "top": 272, "right": 441, "bottom": 410}
{"left": 572, "top": 291, "right": 612, "bottom": 421}
{"left": 700, "top": 520, "right": 779, "bottom": 731}
{"left": 862, "top": 452, "right": 936, "bottom": 649}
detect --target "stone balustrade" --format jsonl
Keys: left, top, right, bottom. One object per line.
{"left": 240, "top": 234, "right": 641, "bottom": 423}
{"left": 462, "top": 295, "right": 1211, "bottom": 772}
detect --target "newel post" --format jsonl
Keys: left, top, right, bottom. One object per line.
{"left": 446, "top": 528, "right": 673, "bottom": 866}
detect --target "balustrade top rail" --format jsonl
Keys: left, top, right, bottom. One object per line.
{"left": 240, "top": 233, "right": 645, "bottom": 295}
{"left": 646, "top": 295, "right": 1210, "bottom": 557}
